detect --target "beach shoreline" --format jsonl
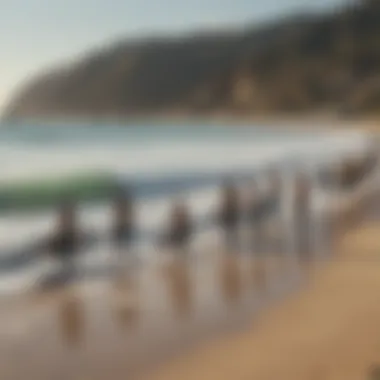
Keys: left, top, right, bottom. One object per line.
{"left": 136, "top": 170, "right": 380, "bottom": 380}
{"left": 0, "top": 119, "right": 379, "bottom": 380}
{"left": 140, "top": 224, "right": 380, "bottom": 380}
{"left": 0, "top": 167, "right": 377, "bottom": 380}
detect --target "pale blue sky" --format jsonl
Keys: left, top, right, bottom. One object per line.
{"left": 0, "top": 0, "right": 347, "bottom": 110}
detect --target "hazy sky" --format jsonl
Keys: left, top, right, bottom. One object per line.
{"left": 0, "top": 0, "right": 347, "bottom": 110}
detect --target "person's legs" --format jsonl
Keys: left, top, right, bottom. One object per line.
{"left": 59, "top": 252, "right": 76, "bottom": 284}
{"left": 171, "top": 233, "right": 189, "bottom": 257}
{"left": 225, "top": 225, "right": 239, "bottom": 253}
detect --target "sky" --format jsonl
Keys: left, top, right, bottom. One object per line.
{"left": 0, "top": 0, "right": 348, "bottom": 111}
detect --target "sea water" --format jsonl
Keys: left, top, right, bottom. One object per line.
{"left": 0, "top": 121, "right": 373, "bottom": 292}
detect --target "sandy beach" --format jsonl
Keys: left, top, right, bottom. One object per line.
{"left": 0, "top": 205, "right": 372, "bottom": 380}
{"left": 0, "top": 245, "right": 301, "bottom": 380}
{"left": 139, "top": 220, "right": 380, "bottom": 380}
{"left": 1, "top": 215, "right": 377, "bottom": 380}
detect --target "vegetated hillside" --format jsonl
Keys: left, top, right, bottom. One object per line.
{"left": 4, "top": 0, "right": 380, "bottom": 121}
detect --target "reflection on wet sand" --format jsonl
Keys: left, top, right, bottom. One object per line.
{"left": 57, "top": 290, "right": 84, "bottom": 347}
{"left": 250, "top": 255, "right": 267, "bottom": 290}
{"left": 111, "top": 274, "right": 140, "bottom": 330}
{"left": 250, "top": 212, "right": 292, "bottom": 294}
{"left": 162, "top": 257, "right": 192, "bottom": 319}
{"left": 277, "top": 251, "right": 290, "bottom": 282}
{"left": 219, "top": 254, "right": 242, "bottom": 305}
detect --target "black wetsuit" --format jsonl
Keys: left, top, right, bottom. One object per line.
{"left": 219, "top": 199, "right": 240, "bottom": 250}
{"left": 49, "top": 232, "right": 78, "bottom": 258}
{"left": 168, "top": 220, "right": 191, "bottom": 250}
{"left": 47, "top": 231, "right": 80, "bottom": 278}
{"left": 111, "top": 195, "right": 135, "bottom": 249}
{"left": 112, "top": 223, "right": 134, "bottom": 248}
{"left": 49, "top": 230, "right": 97, "bottom": 260}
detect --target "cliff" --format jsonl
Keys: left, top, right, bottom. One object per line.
{"left": 4, "top": 0, "right": 380, "bottom": 121}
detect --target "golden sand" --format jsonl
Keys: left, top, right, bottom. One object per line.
{"left": 140, "top": 222, "right": 380, "bottom": 380}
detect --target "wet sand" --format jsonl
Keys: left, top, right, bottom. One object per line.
{"left": 139, "top": 221, "right": 380, "bottom": 380}
{"left": 0, "top": 245, "right": 300, "bottom": 380}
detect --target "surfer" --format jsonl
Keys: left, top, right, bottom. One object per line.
{"left": 0, "top": 199, "right": 99, "bottom": 279}
{"left": 47, "top": 201, "right": 82, "bottom": 272}
{"left": 111, "top": 188, "right": 135, "bottom": 249}
{"left": 218, "top": 180, "right": 240, "bottom": 252}
{"left": 32, "top": 200, "right": 88, "bottom": 288}
{"left": 164, "top": 200, "right": 192, "bottom": 253}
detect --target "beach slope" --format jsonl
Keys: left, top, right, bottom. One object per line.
{"left": 141, "top": 222, "right": 380, "bottom": 380}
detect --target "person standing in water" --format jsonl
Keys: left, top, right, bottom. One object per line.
{"left": 218, "top": 180, "right": 240, "bottom": 252}
{"left": 47, "top": 200, "right": 81, "bottom": 275}
{"left": 5, "top": 199, "right": 100, "bottom": 287}
{"left": 293, "top": 173, "right": 312, "bottom": 261}
{"left": 165, "top": 200, "right": 192, "bottom": 254}
{"left": 111, "top": 188, "right": 135, "bottom": 250}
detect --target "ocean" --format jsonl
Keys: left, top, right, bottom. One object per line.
{"left": 0, "top": 121, "right": 373, "bottom": 293}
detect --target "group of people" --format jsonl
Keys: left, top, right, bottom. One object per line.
{"left": 31, "top": 170, "right": 313, "bottom": 272}
{"left": 164, "top": 171, "right": 313, "bottom": 257}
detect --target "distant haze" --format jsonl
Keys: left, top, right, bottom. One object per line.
{"left": 0, "top": 0, "right": 349, "bottom": 112}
